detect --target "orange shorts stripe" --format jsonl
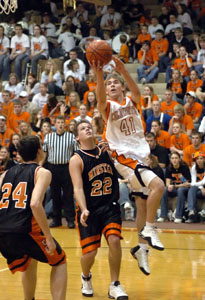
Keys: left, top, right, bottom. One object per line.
{"left": 8, "top": 255, "right": 32, "bottom": 274}
{"left": 82, "top": 243, "right": 101, "bottom": 255}
{"left": 102, "top": 222, "right": 121, "bottom": 235}
{"left": 80, "top": 234, "right": 101, "bottom": 247}
{"left": 105, "top": 229, "right": 122, "bottom": 240}
{"left": 112, "top": 153, "right": 138, "bottom": 170}
{"left": 29, "top": 231, "right": 66, "bottom": 266}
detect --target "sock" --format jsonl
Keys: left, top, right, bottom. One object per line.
{"left": 146, "top": 221, "right": 155, "bottom": 228}
{"left": 139, "top": 243, "right": 148, "bottom": 250}
{"left": 82, "top": 272, "right": 91, "bottom": 279}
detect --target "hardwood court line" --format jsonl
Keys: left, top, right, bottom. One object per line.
{"left": 0, "top": 267, "right": 9, "bottom": 272}
{"left": 122, "top": 227, "right": 205, "bottom": 234}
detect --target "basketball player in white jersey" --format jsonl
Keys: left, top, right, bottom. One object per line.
{"left": 91, "top": 56, "right": 165, "bottom": 276}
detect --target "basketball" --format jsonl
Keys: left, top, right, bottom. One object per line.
{"left": 86, "top": 40, "right": 113, "bottom": 66}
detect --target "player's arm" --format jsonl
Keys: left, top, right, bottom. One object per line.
{"left": 112, "top": 56, "right": 141, "bottom": 104}
{"left": 90, "top": 61, "right": 108, "bottom": 122}
{"left": 69, "top": 155, "right": 90, "bottom": 227}
{"left": 30, "top": 168, "right": 56, "bottom": 254}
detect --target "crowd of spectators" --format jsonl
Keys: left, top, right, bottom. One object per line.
{"left": 0, "top": 0, "right": 204, "bottom": 225}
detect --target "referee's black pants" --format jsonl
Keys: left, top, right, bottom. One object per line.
{"left": 48, "top": 163, "right": 75, "bottom": 224}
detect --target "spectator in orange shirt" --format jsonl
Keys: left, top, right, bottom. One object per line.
{"left": 42, "top": 94, "right": 62, "bottom": 125}
{"left": 19, "top": 121, "right": 36, "bottom": 138}
{"left": 160, "top": 89, "right": 178, "bottom": 117}
{"left": 169, "top": 46, "right": 192, "bottom": 83}
{"left": 151, "top": 29, "right": 169, "bottom": 72}
{"left": 140, "top": 85, "right": 158, "bottom": 120}
{"left": 170, "top": 121, "right": 191, "bottom": 156}
{"left": 86, "top": 91, "right": 97, "bottom": 117}
{"left": 166, "top": 69, "right": 186, "bottom": 104}
{"left": 168, "top": 104, "right": 194, "bottom": 136}
{"left": 137, "top": 40, "right": 159, "bottom": 84}
{"left": 151, "top": 120, "right": 171, "bottom": 149}
{"left": 1, "top": 90, "right": 14, "bottom": 119}
{"left": 117, "top": 34, "right": 129, "bottom": 63}
{"left": 183, "top": 130, "right": 205, "bottom": 167}
{"left": 186, "top": 70, "right": 203, "bottom": 94}
{"left": 0, "top": 115, "right": 14, "bottom": 147}
{"left": 184, "top": 91, "right": 203, "bottom": 129}
{"left": 7, "top": 99, "right": 30, "bottom": 133}
{"left": 135, "top": 24, "right": 152, "bottom": 55}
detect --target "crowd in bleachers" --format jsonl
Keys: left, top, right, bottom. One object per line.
{"left": 0, "top": 0, "right": 204, "bottom": 225}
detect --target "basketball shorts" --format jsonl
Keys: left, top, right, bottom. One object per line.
{"left": 114, "top": 158, "right": 157, "bottom": 199}
{"left": 0, "top": 230, "right": 66, "bottom": 274}
{"left": 76, "top": 202, "right": 122, "bottom": 254}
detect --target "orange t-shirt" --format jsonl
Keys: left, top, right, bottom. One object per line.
{"left": 136, "top": 33, "right": 152, "bottom": 44}
{"left": 138, "top": 49, "right": 159, "bottom": 66}
{"left": 118, "top": 44, "right": 129, "bottom": 63}
{"left": 170, "top": 133, "right": 191, "bottom": 150}
{"left": 156, "top": 130, "right": 171, "bottom": 149}
{"left": 160, "top": 100, "right": 178, "bottom": 116}
{"left": 151, "top": 39, "right": 169, "bottom": 56}
{"left": 184, "top": 102, "right": 203, "bottom": 120}
{"left": 170, "top": 82, "right": 183, "bottom": 95}
{"left": 42, "top": 104, "right": 61, "bottom": 125}
{"left": 140, "top": 94, "right": 158, "bottom": 108}
{"left": 186, "top": 79, "right": 203, "bottom": 92}
{"left": 172, "top": 57, "right": 192, "bottom": 76}
{"left": 183, "top": 144, "right": 205, "bottom": 167}
{"left": 7, "top": 112, "right": 30, "bottom": 133}
{"left": 2, "top": 102, "right": 14, "bottom": 119}
{"left": 0, "top": 128, "right": 14, "bottom": 147}
{"left": 170, "top": 115, "right": 194, "bottom": 132}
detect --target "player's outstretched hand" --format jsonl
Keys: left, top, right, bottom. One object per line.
{"left": 45, "top": 236, "right": 56, "bottom": 256}
{"left": 111, "top": 56, "right": 126, "bottom": 73}
{"left": 80, "top": 209, "right": 90, "bottom": 227}
{"left": 89, "top": 60, "right": 104, "bottom": 74}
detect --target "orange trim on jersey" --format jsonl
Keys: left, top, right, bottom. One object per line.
{"left": 113, "top": 153, "right": 138, "bottom": 170}
{"left": 82, "top": 243, "right": 101, "bottom": 255}
{"left": 9, "top": 255, "right": 32, "bottom": 274}
{"left": 80, "top": 234, "right": 101, "bottom": 247}
{"left": 74, "top": 153, "right": 84, "bottom": 172}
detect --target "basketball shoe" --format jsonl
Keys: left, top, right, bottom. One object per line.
{"left": 139, "top": 226, "right": 164, "bottom": 251}
{"left": 81, "top": 272, "right": 93, "bottom": 297}
{"left": 108, "top": 281, "right": 128, "bottom": 300}
{"left": 130, "top": 245, "right": 150, "bottom": 275}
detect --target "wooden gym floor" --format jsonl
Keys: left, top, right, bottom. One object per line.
{"left": 0, "top": 226, "right": 205, "bottom": 300}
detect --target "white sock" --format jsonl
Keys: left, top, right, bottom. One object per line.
{"left": 139, "top": 243, "right": 148, "bottom": 250}
{"left": 146, "top": 221, "right": 155, "bottom": 228}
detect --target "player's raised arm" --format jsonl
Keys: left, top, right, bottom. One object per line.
{"left": 112, "top": 56, "right": 141, "bottom": 104}
{"left": 90, "top": 61, "right": 108, "bottom": 122}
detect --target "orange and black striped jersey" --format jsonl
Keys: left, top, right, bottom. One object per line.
{"left": 74, "top": 147, "right": 119, "bottom": 211}
{"left": 0, "top": 163, "right": 41, "bottom": 233}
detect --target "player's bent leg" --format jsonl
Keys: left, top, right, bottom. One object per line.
{"left": 130, "top": 197, "right": 150, "bottom": 276}
{"left": 146, "top": 176, "right": 164, "bottom": 223}
{"left": 22, "top": 259, "right": 38, "bottom": 300}
{"left": 50, "top": 262, "right": 67, "bottom": 300}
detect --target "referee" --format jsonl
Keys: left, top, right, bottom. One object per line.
{"left": 42, "top": 115, "right": 78, "bottom": 228}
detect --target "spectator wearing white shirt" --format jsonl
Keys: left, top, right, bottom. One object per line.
{"left": 40, "top": 12, "right": 56, "bottom": 57}
{"left": 40, "top": 60, "right": 63, "bottom": 95}
{"left": 0, "top": 25, "right": 9, "bottom": 80}
{"left": 148, "top": 17, "right": 164, "bottom": 39}
{"left": 32, "top": 83, "right": 49, "bottom": 110}
{"left": 64, "top": 59, "right": 83, "bottom": 82}
{"left": 60, "top": 6, "right": 81, "bottom": 29}
{"left": 75, "top": 2, "right": 88, "bottom": 22}
{"left": 79, "top": 27, "right": 101, "bottom": 50}
{"left": 24, "top": 25, "right": 48, "bottom": 76}
{"left": 4, "top": 73, "right": 24, "bottom": 99}
{"left": 165, "top": 14, "right": 182, "bottom": 39}
{"left": 100, "top": 5, "right": 121, "bottom": 36}
{"left": 199, "top": 117, "right": 205, "bottom": 136}
{"left": 64, "top": 49, "right": 86, "bottom": 80}
{"left": 52, "top": 24, "right": 75, "bottom": 58}
{"left": 177, "top": 4, "right": 193, "bottom": 36}
{"left": 3, "top": 24, "right": 30, "bottom": 81}
{"left": 74, "top": 104, "right": 92, "bottom": 123}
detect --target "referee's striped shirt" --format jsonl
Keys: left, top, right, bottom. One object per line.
{"left": 43, "top": 131, "right": 78, "bottom": 165}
